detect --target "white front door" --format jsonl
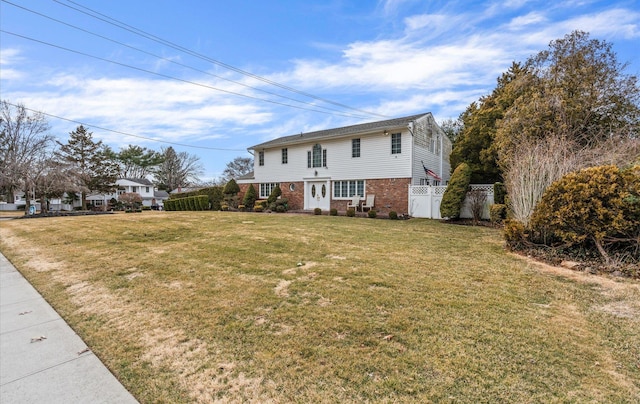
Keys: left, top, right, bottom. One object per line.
{"left": 305, "top": 181, "right": 330, "bottom": 211}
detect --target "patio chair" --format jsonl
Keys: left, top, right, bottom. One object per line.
{"left": 361, "top": 194, "right": 375, "bottom": 211}
{"left": 346, "top": 195, "right": 361, "bottom": 211}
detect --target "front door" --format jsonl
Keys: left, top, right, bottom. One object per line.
{"left": 305, "top": 181, "right": 330, "bottom": 211}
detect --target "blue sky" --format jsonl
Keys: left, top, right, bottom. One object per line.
{"left": 1, "top": 0, "right": 639, "bottom": 182}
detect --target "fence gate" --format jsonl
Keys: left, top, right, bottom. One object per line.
{"left": 409, "top": 184, "right": 494, "bottom": 219}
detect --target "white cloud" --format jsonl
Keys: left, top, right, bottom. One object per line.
{"left": 507, "top": 12, "right": 548, "bottom": 30}
{"left": 0, "top": 48, "right": 25, "bottom": 80}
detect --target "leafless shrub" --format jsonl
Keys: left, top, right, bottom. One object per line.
{"left": 467, "top": 188, "right": 487, "bottom": 225}
{"left": 503, "top": 136, "right": 580, "bottom": 226}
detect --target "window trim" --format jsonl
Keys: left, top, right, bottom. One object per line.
{"left": 281, "top": 148, "right": 288, "bottom": 164}
{"left": 259, "top": 183, "right": 279, "bottom": 198}
{"left": 352, "top": 138, "right": 361, "bottom": 158}
{"left": 309, "top": 144, "right": 326, "bottom": 168}
{"left": 333, "top": 180, "right": 365, "bottom": 199}
{"left": 258, "top": 151, "right": 265, "bottom": 166}
{"left": 391, "top": 133, "right": 402, "bottom": 154}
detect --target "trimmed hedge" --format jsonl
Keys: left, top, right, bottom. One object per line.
{"left": 164, "top": 195, "right": 208, "bottom": 211}
{"left": 168, "top": 186, "right": 223, "bottom": 210}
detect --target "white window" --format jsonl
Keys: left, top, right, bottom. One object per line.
{"left": 333, "top": 180, "right": 364, "bottom": 199}
{"left": 391, "top": 133, "right": 402, "bottom": 154}
{"left": 260, "top": 183, "right": 279, "bottom": 198}
{"left": 352, "top": 138, "right": 361, "bottom": 158}
{"left": 308, "top": 144, "right": 326, "bottom": 168}
{"left": 145, "top": 187, "right": 150, "bottom": 193}
{"left": 259, "top": 151, "right": 265, "bottom": 166}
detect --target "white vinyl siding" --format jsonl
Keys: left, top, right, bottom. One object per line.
{"left": 250, "top": 130, "right": 412, "bottom": 183}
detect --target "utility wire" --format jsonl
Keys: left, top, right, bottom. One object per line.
{"left": 3, "top": 101, "right": 247, "bottom": 151}
{"left": 1, "top": 29, "right": 373, "bottom": 119}
{"left": 54, "top": 0, "right": 390, "bottom": 119}
{"left": 2, "top": 0, "right": 367, "bottom": 118}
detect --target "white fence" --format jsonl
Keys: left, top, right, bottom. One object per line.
{"left": 409, "top": 184, "right": 494, "bottom": 219}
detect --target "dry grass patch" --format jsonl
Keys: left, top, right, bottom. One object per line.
{"left": 0, "top": 211, "right": 639, "bottom": 403}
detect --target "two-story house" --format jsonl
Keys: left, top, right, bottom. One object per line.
{"left": 237, "top": 112, "right": 451, "bottom": 214}
{"left": 86, "top": 178, "right": 169, "bottom": 209}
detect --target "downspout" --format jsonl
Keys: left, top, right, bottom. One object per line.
{"left": 439, "top": 132, "right": 444, "bottom": 183}
{"left": 407, "top": 121, "right": 414, "bottom": 186}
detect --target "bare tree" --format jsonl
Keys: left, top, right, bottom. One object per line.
{"left": 221, "top": 156, "right": 253, "bottom": 181}
{"left": 154, "top": 146, "right": 203, "bottom": 191}
{"left": 0, "top": 101, "right": 54, "bottom": 207}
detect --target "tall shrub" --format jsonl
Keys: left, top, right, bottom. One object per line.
{"left": 243, "top": 184, "right": 257, "bottom": 209}
{"left": 440, "top": 163, "right": 472, "bottom": 219}
{"left": 223, "top": 179, "right": 240, "bottom": 195}
{"left": 267, "top": 184, "right": 282, "bottom": 204}
{"left": 223, "top": 179, "right": 240, "bottom": 209}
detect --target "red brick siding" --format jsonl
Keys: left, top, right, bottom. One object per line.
{"left": 238, "top": 182, "right": 304, "bottom": 210}
{"left": 329, "top": 178, "right": 410, "bottom": 214}
{"left": 241, "top": 178, "right": 410, "bottom": 214}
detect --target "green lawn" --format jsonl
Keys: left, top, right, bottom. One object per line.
{"left": 1, "top": 211, "right": 638, "bottom": 403}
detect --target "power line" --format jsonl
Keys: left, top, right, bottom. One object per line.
{"left": 53, "top": 0, "right": 390, "bottom": 119}
{"left": 3, "top": 101, "right": 247, "bottom": 152}
{"left": 1, "top": 29, "right": 373, "bottom": 119}
{"left": 1, "top": 0, "right": 369, "bottom": 118}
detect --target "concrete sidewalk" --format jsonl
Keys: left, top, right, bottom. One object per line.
{"left": 0, "top": 252, "right": 138, "bottom": 403}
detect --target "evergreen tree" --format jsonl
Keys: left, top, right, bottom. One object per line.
{"left": 449, "top": 63, "right": 526, "bottom": 183}
{"left": 114, "top": 145, "right": 164, "bottom": 179}
{"left": 55, "top": 125, "right": 119, "bottom": 210}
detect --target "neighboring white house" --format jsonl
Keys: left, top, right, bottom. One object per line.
{"left": 237, "top": 113, "right": 451, "bottom": 214}
{"left": 86, "top": 178, "right": 169, "bottom": 209}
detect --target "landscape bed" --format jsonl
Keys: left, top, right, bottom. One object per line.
{"left": 0, "top": 211, "right": 638, "bottom": 403}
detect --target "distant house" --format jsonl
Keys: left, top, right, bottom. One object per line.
{"left": 237, "top": 113, "right": 451, "bottom": 214}
{"left": 169, "top": 186, "right": 204, "bottom": 195}
{"left": 87, "top": 178, "right": 169, "bottom": 209}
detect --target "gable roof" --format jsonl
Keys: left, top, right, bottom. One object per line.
{"left": 169, "top": 186, "right": 203, "bottom": 194}
{"left": 249, "top": 113, "right": 430, "bottom": 150}
{"left": 118, "top": 178, "right": 154, "bottom": 186}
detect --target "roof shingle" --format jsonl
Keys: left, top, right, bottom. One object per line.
{"left": 249, "top": 113, "right": 430, "bottom": 150}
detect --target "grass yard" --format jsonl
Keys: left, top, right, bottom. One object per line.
{"left": 1, "top": 211, "right": 639, "bottom": 403}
